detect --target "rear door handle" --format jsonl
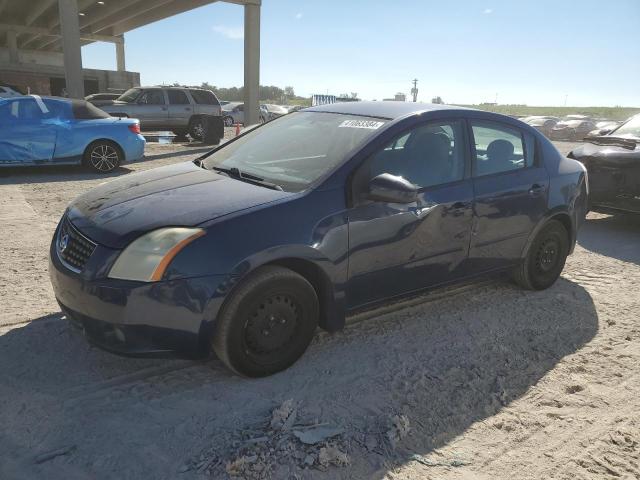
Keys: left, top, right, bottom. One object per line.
{"left": 529, "top": 184, "right": 545, "bottom": 196}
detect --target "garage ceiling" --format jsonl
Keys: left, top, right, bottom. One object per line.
{"left": 0, "top": 0, "right": 259, "bottom": 52}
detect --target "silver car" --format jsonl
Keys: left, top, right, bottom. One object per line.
{"left": 101, "top": 86, "right": 222, "bottom": 140}
{"left": 222, "top": 102, "right": 269, "bottom": 126}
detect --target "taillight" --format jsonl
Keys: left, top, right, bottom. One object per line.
{"left": 128, "top": 123, "right": 141, "bottom": 134}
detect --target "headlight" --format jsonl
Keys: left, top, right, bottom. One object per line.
{"left": 108, "top": 227, "right": 205, "bottom": 282}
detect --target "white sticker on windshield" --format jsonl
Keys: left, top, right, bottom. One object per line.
{"left": 339, "top": 119, "right": 385, "bottom": 130}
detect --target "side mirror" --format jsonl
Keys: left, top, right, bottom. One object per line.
{"left": 368, "top": 173, "right": 418, "bottom": 204}
{"left": 599, "top": 128, "right": 612, "bottom": 135}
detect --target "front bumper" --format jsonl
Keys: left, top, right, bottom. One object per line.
{"left": 49, "top": 229, "right": 228, "bottom": 357}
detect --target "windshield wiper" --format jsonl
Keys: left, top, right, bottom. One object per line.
{"left": 212, "top": 166, "right": 284, "bottom": 191}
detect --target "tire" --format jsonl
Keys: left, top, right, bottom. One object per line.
{"left": 211, "top": 266, "right": 319, "bottom": 377}
{"left": 189, "top": 117, "right": 204, "bottom": 140}
{"left": 223, "top": 116, "right": 234, "bottom": 127}
{"left": 83, "top": 140, "right": 122, "bottom": 173}
{"left": 513, "top": 219, "right": 569, "bottom": 290}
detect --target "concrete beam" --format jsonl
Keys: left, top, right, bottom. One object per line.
{"left": 0, "top": 23, "right": 123, "bottom": 43}
{"left": 116, "top": 35, "right": 125, "bottom": 71}
{"left": 7, "top": 30, "right": 19, "bottom": 64}
{"left": 26, "top": 0, "right": 58, "bottom": 26}
{"left": 243, "top": 2, "right": 260, "bottom": 125}
{"left": 21, "top": 0, "right": 93, "bottom": 49}
{"left": 58, "top": 0, "right": 84, "bottom": 98}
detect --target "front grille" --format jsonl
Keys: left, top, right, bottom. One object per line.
{"left": 56, "top": 217, "right": 97, "bottom": 272}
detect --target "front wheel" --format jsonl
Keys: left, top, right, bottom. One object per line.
{"left": 83, "top": 140, "right": 122, "bottom": 173}
{"left": 223, "top": 116, "right": 234, "bottom": 127}
{"left": 211, "top": 266, "right": 319, "bottom": 377}
{"left": 513, "top": 219, "right": 569, "bottom": 290}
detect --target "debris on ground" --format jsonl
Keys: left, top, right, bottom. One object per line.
{"left": 386, "top": 414, "right": 411, "bottom": 448}
{"left": 185, "top": 400, "right": 350, "bottom": 478}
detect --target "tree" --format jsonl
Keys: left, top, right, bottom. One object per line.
{"left": 284, "top": 86, "right": 295, "bottom": 98}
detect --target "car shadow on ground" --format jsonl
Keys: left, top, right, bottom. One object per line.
{"left": 0, "top": 277, "right": 598, "bottom": 479}
{"left": 0, "top": 164, "right": 135, "bottom": 185}
{"left": 578, "top": 212, "right": 640, "bottom": 265}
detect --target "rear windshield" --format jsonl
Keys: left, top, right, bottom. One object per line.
{"left": 189, "top": 89, "right": 220, "bottom": 106}
{"left": 71, "top": 100, "right": 111, "bottom": 119}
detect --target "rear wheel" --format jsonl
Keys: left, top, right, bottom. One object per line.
{"left": 189, "top": 117, "right": 204, "bottom": 140}
{"left": 83, "top": 140, "right": 122, "bottom": 173}
{"left": 212, "top": 266, "right": 319, "bottom": 377}
{"left": 513, "top": 220, "right": 569, "bottom": 290}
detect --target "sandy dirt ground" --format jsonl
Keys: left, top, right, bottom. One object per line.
{"left": 0, "top": 140, "right": 638, "bottom": 480}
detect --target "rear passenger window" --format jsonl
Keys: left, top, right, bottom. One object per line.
{"left": 167, "top": 90, "right": 189, "bottom": 105}
{"left": 471, "top": 122, "right": 534, "bottom": 176}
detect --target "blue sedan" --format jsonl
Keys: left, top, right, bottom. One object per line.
{"left": 0, "top": 95, "right": 145, "bottom": 172}
{"left": 49, "top": 102, "right": 589, "bottom": 376}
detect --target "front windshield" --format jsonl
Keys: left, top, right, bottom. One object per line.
{"left": 202, "top": 112, "right": 387, "bottom": 192}
{"left": 117, "top": 88, "right": 141, "bottom": 103}
{"left": 611, "top": 115, "right": 640, "bottom": 139}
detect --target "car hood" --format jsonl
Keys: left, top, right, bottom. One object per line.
{"left": 67, "top": 162, "right": 293, "bottom": 249}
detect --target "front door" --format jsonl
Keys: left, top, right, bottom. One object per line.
{"left": 468, "top": 120, "right": 549, "bottom": 270}
{"left": 347, "top": 119, "right": 474, "bottom": 309}
{"left": 0, "top": 97, "right": 56, "bottom": 165}
{"left": 134, "top": 89, "right": 168, "bottom": 129}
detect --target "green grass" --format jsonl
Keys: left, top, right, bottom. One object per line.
{"left": 454, "top": 104, "right": 640, "bottom": 121}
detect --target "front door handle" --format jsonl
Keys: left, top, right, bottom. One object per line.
{"left": 529, "top": 184, "right": 545, "bottom": 196}
{"left": 185, "top": 107, "right": 192, "bottom": 111}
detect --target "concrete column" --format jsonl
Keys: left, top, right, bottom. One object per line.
{"left": 7, "top": 30, "right": 19, "bottom": 64}
{"left": 243, "top": 3, "right": 260, "bottom": 125}
{"left": 58, "top": 0, "right": 84, "bottom": 98}
{"left": 116, "top": 36, "right": 125, "bottom": 72}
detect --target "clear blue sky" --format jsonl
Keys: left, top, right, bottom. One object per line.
{"left": 82, "top": 0, "right": 640, "bottom": 107}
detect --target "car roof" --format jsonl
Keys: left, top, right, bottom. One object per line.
{"left": 305, "top": 101, "right": 473, "bottom": 120}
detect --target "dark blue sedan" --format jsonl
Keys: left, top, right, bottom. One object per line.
{"left": 49, "top": 102, "right": 589, "bottom": 376}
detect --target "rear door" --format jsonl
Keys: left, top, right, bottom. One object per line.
{"left": 133, "top": 89, "right": 168, "bottom": 129}
{"left": 0, "top": 97, "right": 56, "bottom": 165}
{"left": 166, "top": 89, "right": 192, "bottom": 128}
{"left": 468, "top": 120, "right": 549, "bottom": 270}
{"left": 347, "top": 118, "right": 474, "bottom": 308}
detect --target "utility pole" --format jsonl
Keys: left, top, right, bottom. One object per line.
{"left": 411, "top": 78, "right": 418, "bottom": 102}
{"left": 564, "top": 94, "right": 568, "bottom": 107}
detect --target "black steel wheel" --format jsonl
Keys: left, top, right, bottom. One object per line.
{"left": 212, "top": 266, "right": 319, "bottom": 377}
{"left": 84, "top": 140, "right": 122, "bottom": 173}
{"left": 513, "top": 219, "right": 569, "bottom": 290}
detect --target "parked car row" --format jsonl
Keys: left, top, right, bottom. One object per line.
{"left": 521, "top": 114, "right": 623, "bottom": 141}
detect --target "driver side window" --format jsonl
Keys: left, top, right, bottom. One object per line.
{"left": 369, "top": 120, "right": 466, "bottom": 188}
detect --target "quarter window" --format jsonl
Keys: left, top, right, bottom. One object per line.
{"left": 167, "top": 90, "right": 189, "bottom": 105}
{"left": 471, "top": 122, "right": 534, "bottom": 176}
{"left": 369, "top": 120, "right": 466, "bottom": 188}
